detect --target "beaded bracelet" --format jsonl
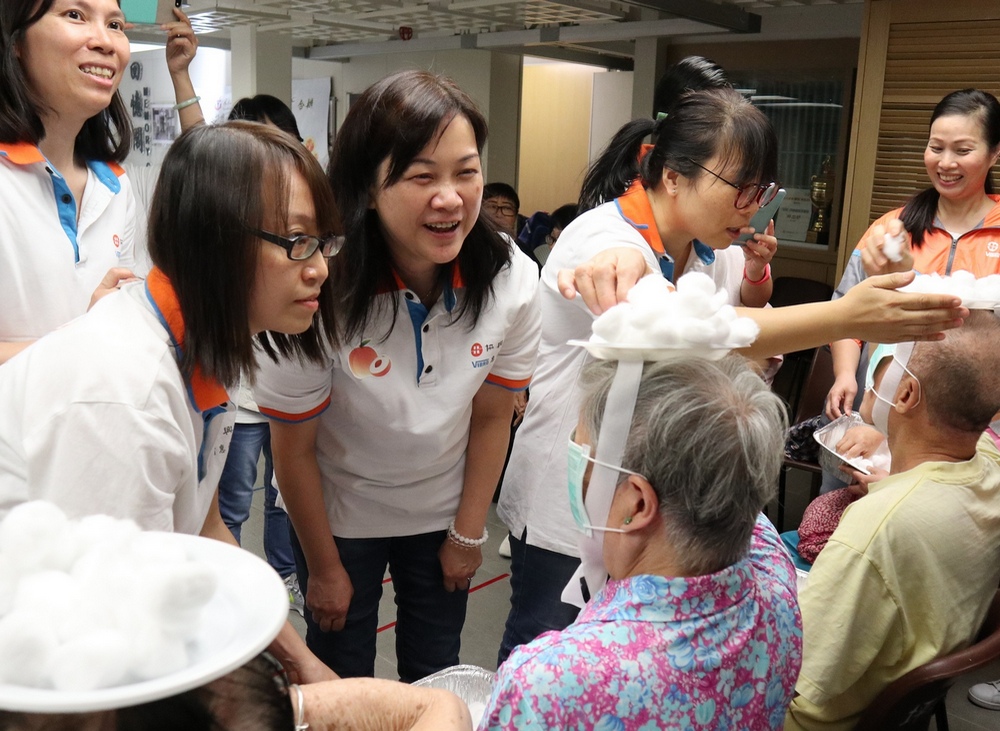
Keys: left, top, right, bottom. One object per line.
{"left": 291, "top": 683, "right": 309, "bottom": 730}
{"left": 447, "top": 520, "right": 489, "bottom": 548}
{"left": 743, "top": 262, "right": 771, "bottom": 285}
{"left": 173, "top": 95, "right": 201, "bottom": 111}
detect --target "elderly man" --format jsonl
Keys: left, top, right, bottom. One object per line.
{"left": 482, "top": 355, "right": 802, "bottom": 730}
{"left": 786, "top": 310, "right": 1000, "bottom": 731}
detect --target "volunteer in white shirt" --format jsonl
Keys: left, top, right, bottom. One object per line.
{"left": 256, "top": 70, "right": 541, "bottom": 682}
{"left": 0, "top": 0, "right": 142, "bottom": 364}
{"left": 0, "top": 122, "right": 341, "bottom": 684}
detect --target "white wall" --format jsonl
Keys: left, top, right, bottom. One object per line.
{"left": 590, "top": 71, "right": 634, "bottom": 163}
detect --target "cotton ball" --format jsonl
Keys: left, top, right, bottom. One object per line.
{"left": 951, "top": 270, "right": 976, "bottom": 288}
{"left": 54, "top": 584, "right": 115, "bottom": 643}
{"left": 625, "top": 274, "right": 672, "bottom": 308}
{"left": 882, "top": 231, "right": 905, "bottom": 263}
{"left": 128, "top": 624, "right": 190, "bottom": 681}
{"left": 641, "top": 318, "right": 684, "bottom": 348}
{"left": 679, "top": 318, "right": 717, "bottom": 344}
{"left": 592, "top": 304, "right": 630, "bottom": 343}
{"left": 675, "top": 271, "right": 717, "bottom": 297}
{"left": 0, "top": 555, "right": 20, "bottom": 616}
{"left": 12, "top": 570, "right": 75, "bottom": 620}
{"left": 674, "top": 290, "right": 714, "bottom": 319}
{"left": 136, "top": 562, "right": 217, "bottom": 641}
{"left": 0, "top": 501, "right": 74, "bottom": 574}
{"left": 702, "top": 312, "right": 733, "bottom": 342}
{"left": 0, "top": 611, "right": 58, "bottom": 686}
{"left": 715, "top": 305, "right": 738, "bottom": 323}
{"left": 728, "top": 317, "right": 761, "bottom": 346}
{"left": 49, "top": 629, "right": 130, "bottom": 691}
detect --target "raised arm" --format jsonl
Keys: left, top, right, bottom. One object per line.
{"left": 162, "top": 8, "right": 205, "bottom": 132}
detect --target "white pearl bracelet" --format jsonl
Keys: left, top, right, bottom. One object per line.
{"left": 447, "top": 520, "right": 489, "bottom": 548}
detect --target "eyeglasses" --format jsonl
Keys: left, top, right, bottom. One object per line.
{"left": 254, "top": 229, "right": 345, "bottom": 260}
{"left": 685, "top": 160, "right": 779, "bottom": 210}
{"left": 483, "top": 201, "right": 517, "bottom": 217}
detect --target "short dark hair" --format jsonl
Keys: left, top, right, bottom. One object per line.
{"left": 911, "top": 310, "right": 1000, "bottom": 434}
{"left": 579, "top": 88, "right": 776, "bottom": 213}
{"left": 0, "top": 0, "right": 131, "bottom": 163}
{"left": 901, "top": 89, "right": 1000, "bottom": 248}
{"left": 229, "top": 95, "right": 303, "bottom": 141}
{"left": 483, "top": 182, "right": 520, "bottom": 211}
{"left": 149, "top": 122, "right": 339, "bottom": 386}
{"left": 327, "top": 69, "right": 511, "bottom": 344}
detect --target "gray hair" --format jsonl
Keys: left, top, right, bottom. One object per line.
{"left": 579, "top": 355, "right": 787, "bottom": 575}
{"left": 910, "top": 310, "right": 1000, "bottom": 434}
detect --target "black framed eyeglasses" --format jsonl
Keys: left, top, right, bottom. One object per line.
{"left": 483, "top": 201, "right": 517, "bottom": 217}
{"left": 685, "top": 160, "right": 779, "bottom": 210}
{"left": 254, "top": 229, "right": 345, "bottom": 260}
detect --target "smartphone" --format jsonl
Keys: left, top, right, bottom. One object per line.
{"left": 120, "top": 0, "right": 181, "bottom": 26}
{"left": 736, "top": 188, "right": 786, "bottom": 245}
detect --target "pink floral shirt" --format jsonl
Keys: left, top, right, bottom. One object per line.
{"left": 480, "top": 516, "right": 802, "bottom": 730}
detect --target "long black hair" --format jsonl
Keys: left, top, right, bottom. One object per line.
{"left": 652, "top": 55, "right": 729, "bottom": 120}
{"left": 150, "top": 122, "right": 339, "bottom": 386}
{"left": 579, "top": 87, "right": 777, "bottom": 214}
{"left": 900, "top": 89, "right": 1000, "bottom": 248}
{"left": 327, "top": 69, "right": 511, "bottom": 344}
{"left": 0, "top": 0, "right": 131, "bottom": 163}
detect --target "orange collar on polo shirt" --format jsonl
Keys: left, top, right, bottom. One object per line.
{"left": 377, "top": 263, "right": 465, "bottom": 311}
{"left": 144, "top": 267, "right": 229, "bottom": 413}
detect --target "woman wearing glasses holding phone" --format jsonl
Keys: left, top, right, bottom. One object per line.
{"left": 254, "top": 70, "right": 541, "bottom": 682}
{"left": 0, "top": 121, "right": 340, "bottom": 683}
{"left": 497, "top": 86, "right": 781, "bottom": 663}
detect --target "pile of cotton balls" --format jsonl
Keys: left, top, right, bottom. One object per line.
{"left": 900, "top": 271, "right": 1000, "bottom": 308}
{"left": 590, "top": 272, "right": 759, "bottom": 351}
{"left": 0, "top": 502, "right": 217, "bottom": 692}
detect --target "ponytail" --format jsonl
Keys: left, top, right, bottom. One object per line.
{"left": 578, "top": 118, "right": 657, "bottom": 213}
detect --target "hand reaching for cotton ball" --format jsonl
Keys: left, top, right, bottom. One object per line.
{"left": 899, "top": 271, "right": 1000, "bottom": 308}
{"left": 0, "top": 502, "right": 218, "bottom": 691}
{"left": 589, "top": 272, "right": 759, "bottom": 355}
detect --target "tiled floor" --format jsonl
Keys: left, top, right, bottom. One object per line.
{"left": 242, "top": 475, "right": 1000, "bottom": 730}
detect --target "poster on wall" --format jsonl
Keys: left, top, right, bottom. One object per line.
{"left": 292, "top": 77, "right": 332, "bottom": 170}
{"left": 152, "top": 105, "right": 179, "bottom": 144}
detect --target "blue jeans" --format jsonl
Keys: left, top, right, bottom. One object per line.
{"left": 290, "top": 529, "right": 468, "bottom": 682}
{"left": 217, "top": 421, "right": 295, "bottom": 577}
{"left": 497, "top": 528, "right": 581, "bottom": 666}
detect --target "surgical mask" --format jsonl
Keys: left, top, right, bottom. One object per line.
{"left": 871, "top": 341, "right": 920, "bottom": 435}
{"left": 864, "top": 343, "right": 897, "bottom": 392}
{"left": 567, "top": 437, "right": 640, "bottom": 536}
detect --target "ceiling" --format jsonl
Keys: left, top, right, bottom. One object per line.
{"left": 155, "top": 0, "right": 863, "bottom": 65}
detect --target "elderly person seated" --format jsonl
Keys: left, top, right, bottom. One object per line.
{"left": 480, "top": 355, "right": 801, "bottom": 730}
{"left": 786, "top": 310, "right": 1000, "bottom": 731}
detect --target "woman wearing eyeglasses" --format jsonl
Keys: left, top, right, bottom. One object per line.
{"left": 0, "top": 121, "right": 340, "bottom": 683}
{"left": 254, "top": 70, "right": 541, "bottom": 682}
{"left": 496, "top": 85, "right": 781, "bottom": 664}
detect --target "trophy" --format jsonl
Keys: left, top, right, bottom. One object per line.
{"left": 806, "top": 155, "right": 834, "bottom": 244}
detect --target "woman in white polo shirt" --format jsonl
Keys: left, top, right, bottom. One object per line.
{"left": 0, "top": 0, "right": 143, "bottom": 364}
{"left": 255, "top": 70, "right": 541, "bottom": 682}
{"left": 0, "top": 122, "right": 341, "bottom": 683}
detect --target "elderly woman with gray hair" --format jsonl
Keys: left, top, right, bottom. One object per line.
{"left": 480, "top": 355, "right": 802, "bottom": 730}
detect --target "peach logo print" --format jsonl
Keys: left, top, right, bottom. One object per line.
{"left": 348, "top": 340, "right": 391, "bottom": 379}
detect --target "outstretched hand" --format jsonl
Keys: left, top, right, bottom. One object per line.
{"left": 162, "top": 8, "right": 198, "bottom": 76}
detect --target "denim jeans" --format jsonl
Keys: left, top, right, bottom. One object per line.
{"left": 290, "top": 529, "right": 468, "bottom": 682}
{"left": 497, "top": 528, "right": 581, "bottom": 666}
{"left": 217, "top": 421, "right": 295, "bottom": 577}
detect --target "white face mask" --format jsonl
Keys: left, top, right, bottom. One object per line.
{"left": 870, "top": 341, "right": 920, "bottom": 435}
{"left": 567, "top": 437, "right": 640, "bottom": 536}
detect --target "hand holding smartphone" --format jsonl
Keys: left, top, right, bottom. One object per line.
{"left": 736, "top": 188, "right": 786, "bottom": 245}
{"left": 120, "top": 0, "right": 182, "bottom": 26}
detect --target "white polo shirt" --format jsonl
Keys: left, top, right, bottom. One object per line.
{"left": 498, "top": 188, "right": 745, "bottom": 557}
{"left": 255, "top": 248, "right": 541, "bottom": 538}
{"left": 0, "top": 142, "right": 138, "bottom": 343}
{"left": 0, "top": 268, "right": 235, "bottom": 535}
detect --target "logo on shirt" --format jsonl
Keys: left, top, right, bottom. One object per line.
{"left": 988, "top": 241, "right": 999, "bottom": 258}
{"left": 348, "top": 340, "right": 391, "bottom": 379}
{"left": 470, "top": 339, "right": 501, "bottom": 369}
{"left": 113, "top": 234, "right": 121, "bottom": 249}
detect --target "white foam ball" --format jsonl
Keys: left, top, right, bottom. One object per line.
{"left": 679, "top": 318, "right": 717, "bottom": 344}
{"left": 136, "top": 562, "right": 217, "bottom": 640}
{"left": 592, "top": 303, "right": 630, "bottom": 342}
{"left": 626, "top": 275, "right": 672, "bottom": 307}
{"left": 0, "top": 501, "right": 73, "bottom": 574}
{"left": 49, "top": 630, "right": 130, "bottom": 691}
{"left": 129, "top": 627, "right": 189, "bottom": 680}
{"left": 728, "top": 318, "right": 761, "bottom": 345}
{"left": 882, "top": 231, "right": 905, "bottom": 263}
{"left": 0, "top": 611, "right": 58, "bottom": 685}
